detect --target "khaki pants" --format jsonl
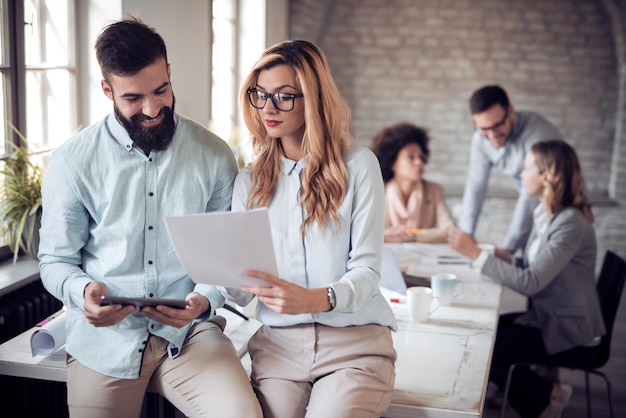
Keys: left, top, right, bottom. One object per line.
{"left": 248, "top": 323, "right": 397, "bottom": 418}
{"left": 67, "top": 320, "right": 262, "bottom": 418}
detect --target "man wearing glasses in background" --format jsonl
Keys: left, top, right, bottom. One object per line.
{"left": 457, "top": 84, "right": 562, "bottom": 260}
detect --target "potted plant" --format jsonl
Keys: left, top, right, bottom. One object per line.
{"left": 0, "top": 124, "right": 43, "bottom": 264}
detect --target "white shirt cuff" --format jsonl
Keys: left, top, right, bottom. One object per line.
{"left": 471, "top": 250, "right": 490, "bottom": 270}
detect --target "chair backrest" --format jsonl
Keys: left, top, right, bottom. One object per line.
{"left": 594, "top": 250, "right": 626, "bottom": 365}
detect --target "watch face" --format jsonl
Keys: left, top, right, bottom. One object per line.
{"left": 328, "top": 287, "right": 336, "bottom": 309}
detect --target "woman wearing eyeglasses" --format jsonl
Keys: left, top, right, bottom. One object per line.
{"left": 221, "top": 40, "right": 397, "bottom": 418}
{"left": 448, "top": 139, "right": 605, "bottom": 418}
{"left": 371, "top": 122, "right": 454, "bottom": 243}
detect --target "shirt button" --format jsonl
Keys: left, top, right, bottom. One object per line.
{"left": 149, "top": 293, "right": 154, "bottom": 297}
{"left": 138, "top": 348, "right": 143, "bottom": 353}
{"left": 142, "top": 340, "right": 147, "bottom": 345}
{"left": 149, "top": 192, "right": 154, "bottom": 196}
{"left": 148, "top": 226, "right": 153, "bottom": 230}
{"left": 148, "top": 260, "right": 153, "bottom": 265}
{"left": 151, "top": 324, "right": 155, "bottom": 329}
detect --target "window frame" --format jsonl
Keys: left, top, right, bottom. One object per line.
{"left": 0, "top": 0, "right": 26, "bottom": 263}
{"left": 0, "top": 0, "right": 76, "bottom": 263}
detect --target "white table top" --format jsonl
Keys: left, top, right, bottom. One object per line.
{"left": 387, "top": 242, "right": 528, "bottom": 315}
{"left": 0, "top": 306, "right": 261, "bottom": 383}
{"left": 386, "top": 280, "right": 501, "bottom": 418}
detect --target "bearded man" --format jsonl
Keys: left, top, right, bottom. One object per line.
{"left": 38, "top": 17, "right": 261, "bottom": 418}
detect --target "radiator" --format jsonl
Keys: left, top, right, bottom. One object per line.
{"left": 0, "top": 280, "right": 63, "bottom": 344}
{"left": 0, "top": 280, "right": 66, "bottom": 418}
{"left": 0, "top": 280, "right": 178, "bottom": 418}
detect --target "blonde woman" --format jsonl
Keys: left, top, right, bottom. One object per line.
{"left": 448, "top": 139, "right": 605, "bottom": 418}
{"left": 221, "top": 40, "right": 397, "bottom": 418}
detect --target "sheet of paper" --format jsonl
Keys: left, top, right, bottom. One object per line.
{"left": 164, "top": 208, "right": 277, "bottom": 288}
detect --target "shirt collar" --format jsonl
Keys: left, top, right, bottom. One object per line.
{"left": 281, "top": 154, "right": 308, "bottom": 175}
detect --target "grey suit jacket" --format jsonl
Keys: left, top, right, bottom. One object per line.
{"left": 482, "top": 207, "right": 606, "bottom": 354}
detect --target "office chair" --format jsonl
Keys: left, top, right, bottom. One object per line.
{"left": 499, "top": 250, "right": 626, "bottom": 418}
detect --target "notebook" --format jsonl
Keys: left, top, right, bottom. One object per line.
{"left": 380, "top": 246, "right": 408, "bottom": 295}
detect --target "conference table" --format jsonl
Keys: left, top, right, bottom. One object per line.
{"left": 383, "top": 242, "right": 503, "bottom": 418}
{"left": 0, "top": 243, "right": 513, "bottom": 417}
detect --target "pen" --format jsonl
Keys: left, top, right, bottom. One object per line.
{"left": 406, "top": 228, "right": 424, "bottom": 234}
{"left": 36, "top": 314, "right": 58, "bottom": 327}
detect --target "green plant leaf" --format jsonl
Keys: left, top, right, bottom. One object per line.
{"left": 1, "top": 122, "right": 44, "bottom": 263}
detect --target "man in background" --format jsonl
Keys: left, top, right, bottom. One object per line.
{"left": 457, "top": 84, "right": 562, "bottom": 257}
{"left": 38, "top": 17, "right": 261, "bottom": 417}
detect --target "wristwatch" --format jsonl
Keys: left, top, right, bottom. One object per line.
{"left": 326, "top": 287, "right": 336, "bottom": 311}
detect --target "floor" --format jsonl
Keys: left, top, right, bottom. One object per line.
{"left": 483, "top": 203, "right": 626, "bottom": 417}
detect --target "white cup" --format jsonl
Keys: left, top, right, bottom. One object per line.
{"left": 477, "top": 242, "right": 496, "bottom": 255}
{"left": 407, "top": 286, "right": 439, "bottom": 322}
{"left": 431, "top": 273, "right": 460, "bottom": 306}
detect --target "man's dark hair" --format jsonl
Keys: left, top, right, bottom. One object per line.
{"left": 371, "top": 122, "right": 430, "bottom": 183}
{"left": 469, "top": 85, "right": 510, "bottom": 114}
{"left": 95, "top": 17, "right": 168, "bottom": 81}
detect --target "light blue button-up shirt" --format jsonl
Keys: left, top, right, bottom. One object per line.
{"left": 224, "top": 146, "right": 397, "bottom": 331}
{"left": 38, "top": 113, "right": 238, "bottom": 379}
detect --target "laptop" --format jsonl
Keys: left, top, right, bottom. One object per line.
{"left": 380, "top": 246, "right": 408, "bottom": 295}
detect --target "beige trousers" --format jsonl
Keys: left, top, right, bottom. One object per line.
{"left": 248, "top": 323, "right": 397, "bottom": 418}
{"left": 66, "top": 320, "right": 262, "bottom": 418}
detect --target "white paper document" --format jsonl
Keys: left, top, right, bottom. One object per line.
{"left": 407, "top": 243, "right": 470, "bottom": 265}
{"left": 164, "top": 208, "right": 277, "bottom": 288}
{"left": 30, "top": 310, "right": 67, "bottom": 356}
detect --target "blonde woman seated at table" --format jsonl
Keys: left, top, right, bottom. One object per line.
{"left": 448, "top": 139, "right": 605, "bottom": 418}
{"left": 371, "top": 122, "right": 454, "bottom": 243}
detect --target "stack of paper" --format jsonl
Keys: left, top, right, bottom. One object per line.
{"left": 407, "top": 243, "right": 471, "bottom": 266}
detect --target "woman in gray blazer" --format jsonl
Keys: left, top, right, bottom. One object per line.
{"left": 448, "top": 139, "right": 605, "bottom": 418}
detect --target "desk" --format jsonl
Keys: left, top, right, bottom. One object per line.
{"left": 1, "top": 245, "right": 502, "bottom": 418}
{"left": 386, "top": 280, "right": 501, "bottom": 418}
{"left": 388, "top": 242, "right": 528, "bottom": 315}
{"left": 0, "top": 307, "right": 261, "bottom": 383}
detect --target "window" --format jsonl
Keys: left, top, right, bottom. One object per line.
{"left": 24, "top": 0, "right": 77, "bottom": 154}
{"left": 0, "top": 0, "right": 76, "bottom": 262}
{"left": 210, "top": 0, "right": 265, "bottom": 166}
{"left": 1, "top": 0, "right": 18, "bottom": 151}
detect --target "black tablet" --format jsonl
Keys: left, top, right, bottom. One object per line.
{"left": 99, "top": 296, "right": 188, "bottom": 309}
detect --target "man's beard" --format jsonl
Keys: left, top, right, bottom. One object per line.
{"left": 115, "top": 97, "right": 176, "bottom": 154}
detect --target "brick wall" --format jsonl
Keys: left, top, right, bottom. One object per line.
{"left": 288, "top": 0, "right": 626, "bottom": 260}
{"left": 602, "top": 0, "right": 626, "bottom": 202}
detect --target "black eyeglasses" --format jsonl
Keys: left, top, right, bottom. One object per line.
{"left": 479, "top": 107, "right": 509, "bottom": 134}
{"left": 247, "top": 89, "right": 303, "bottom": 112}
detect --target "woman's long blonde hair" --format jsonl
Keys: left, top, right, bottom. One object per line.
{"left": 532, "top": 139, "right": 594, "bottom": 222}
{"left": 240, "top": 40, "right": 353, "bottom": 231}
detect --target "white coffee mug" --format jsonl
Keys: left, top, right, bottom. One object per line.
{"left": 431, "top": 273, "right": 460, "bottom": 306}
{"left": 407, "top": 286, "right": 439, "bottom": 322}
